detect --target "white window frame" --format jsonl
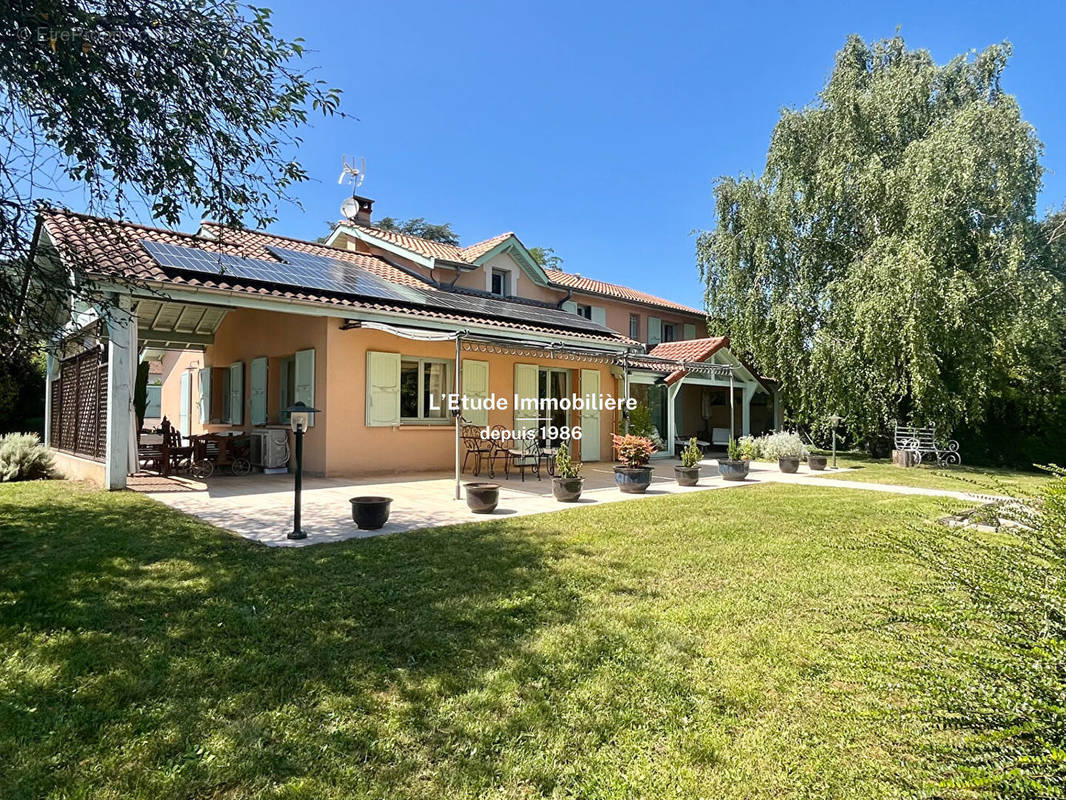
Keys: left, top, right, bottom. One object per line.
{"left": 400, "top": 357, "right": 453, "bottom": 424}
{"left": 490, "top": 268, "right": 510, "bottom": 297}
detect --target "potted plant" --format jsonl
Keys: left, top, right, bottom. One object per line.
{"left": 808, "top": 454, "right": 828, "bottom": 470}
{"left": 778, "top": 449, "right": 801, "bottom": 474}
{"left": 674, "top": 437, "right": 703, "bottom": 486}
{"left": 350, "top": 496, "right": 392, "bottom": 530}
{"left": 612, "top": 433, "right": 656, "bottom": 494}
{"left": 717, "top": 438, "right": 750, "bottom": 481}
{"left": 464, "top": 482, "right": 500, "bottom": 513}
{"left": 552, "top": 443, "right": 584, "bottom": 502}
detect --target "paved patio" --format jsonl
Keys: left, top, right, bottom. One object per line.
{"left": 129, "top": 457, "right": 1000, "bottom": 548}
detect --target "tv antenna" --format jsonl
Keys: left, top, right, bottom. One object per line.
{"left": 338, "top": 155, "right": 365, "bottom": 189}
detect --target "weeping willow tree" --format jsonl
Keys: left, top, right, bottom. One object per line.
{"left": 698, "top": 34, "right": 1065, "bottom": 450}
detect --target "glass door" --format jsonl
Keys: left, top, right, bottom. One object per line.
{"left": 538, "top": 368, "right": 570, "bottom": 446}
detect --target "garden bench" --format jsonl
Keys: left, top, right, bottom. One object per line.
{"left": 893, "top": 423, "right": 961, "bottom": 466}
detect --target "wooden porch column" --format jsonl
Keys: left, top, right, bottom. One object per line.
{"left": 43, "top": 351, "right": 57, "bottom": 447}
{"left": 742, "top": 385, "right": 755, "bottom": 436}
{"left": 666, "top": 377, "right": 684, "bottom": 455}
{"left": 104, "top": 295, "right": 134, "bottom": 490}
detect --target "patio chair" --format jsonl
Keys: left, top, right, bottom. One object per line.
{"left": 461, "top": 425, "right": 492, "bottom": 476}
{"left": 500, "top": 436, "right": 541, "bottom": 482}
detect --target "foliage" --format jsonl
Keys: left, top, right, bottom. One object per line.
{"left": 0, "top": 0, "right": 344, "bottom": 353}
{"left": 740, "top": 431, "right": 809, "bottom": 461}
{"left": 680, "top": 437, "right": 703, "bottom": 468}
{"left": 696, "top": 34, "right": 1065, "bottom": 450}
{"left": 885, "top": 468, "right": 1065, "bottom": 796}
{"left": 0, "top": 433, "right": 54, "bottom": 481}
{"left": 554, "top": 442, "right": 582, "bottom": 479}
{"left": 374, "top": 217, "right": 460, "bottom": 245}
{"left": 612, "top": 433, "right": 656, "bottom": 467}
{"left": 0, "top": 348, "right": 44, "bottom": 435}
{"left": 726, "top": 437, "right": 743, "bottom": 461}
{"left": 620, "top": 403, "right": 666, "bottom": 451}
{"left": 0, "top": 480, "right": 971, "bottom": 798}
{"left": 528, "top": 246, "right": 564, "bottom": 271}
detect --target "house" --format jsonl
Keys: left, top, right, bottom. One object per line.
{"left": 34, "top": 199, "right": 778, "bottom": 489}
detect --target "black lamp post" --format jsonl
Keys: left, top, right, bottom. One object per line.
{"left": 285, "top": 401, "right": 321, "bottom": 540}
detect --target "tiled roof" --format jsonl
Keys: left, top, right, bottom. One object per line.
{"left": 545, "top": 269, "right": 703, "bottom": 316}
{"left": 342, "top": 223, "right": 469, "bottom": 262}
{"left": 460, "top": 232, "right": 515, "bottom": 261}
{"left": 647, "top": 337, "right": 728, "bottom": 362}
{"left": 39, "top": 211, "right": 632, "bottom": 345}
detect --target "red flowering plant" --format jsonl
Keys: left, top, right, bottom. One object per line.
{"left": 612, "top": 434, "right": 656, "bottom": 468}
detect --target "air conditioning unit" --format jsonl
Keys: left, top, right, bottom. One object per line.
{"left": 249, "top": 429, "right": 290, "bottom": 470}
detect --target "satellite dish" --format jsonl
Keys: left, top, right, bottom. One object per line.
{"left": 340, "top": 196, "right": 360, "bottom": 220}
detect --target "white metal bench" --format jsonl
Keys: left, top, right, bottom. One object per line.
{"left": 893, "top": 423, "right": 961, "bottom": 466}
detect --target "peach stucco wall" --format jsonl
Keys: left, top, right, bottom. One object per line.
{"left": 154, "top": 350, "right": 205, "bottom": 434}
{"left": 156, "top": 306, "right": 622, "bottom": 478}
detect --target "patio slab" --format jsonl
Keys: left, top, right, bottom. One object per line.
{"left": 131, "top": 459, "right": 991, "bottom": 547}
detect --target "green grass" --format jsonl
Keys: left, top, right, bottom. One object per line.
{"left": 0, "top": 480, "right": 976, "bottom": 799}
{"left": 807, "top": 451, "right": 1051, "bottom": 494}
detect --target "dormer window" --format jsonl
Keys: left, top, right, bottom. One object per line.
{"left": 575, "top": 303, "right": 593, "bottom": 320}
{"left": 490, "top": 269, "right": 510, "bottom": 296}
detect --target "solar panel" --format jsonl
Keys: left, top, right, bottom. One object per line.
{"left": 424, "top": 291, "right": 618, "bottom": 336}
{"left": 141, "top": 240, "right": 415, "bottom": 304}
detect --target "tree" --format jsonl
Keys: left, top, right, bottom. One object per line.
{"left": 374, "top": 217, "right": 459, "bottom": 246}
{"left": 697, "top": 34, "right": 1065, "bottom": 450}
{"left": 528, "top": 246, "right": 564, "bottom": 271}
{"left": 1, "top": 0, "right": 344, "bottom": 354}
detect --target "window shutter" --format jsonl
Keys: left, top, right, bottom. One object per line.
{"left": 461, "top": 359, "right": 490, "bottom": 425}
{"left": 366, "top": 351, "right": 400, "bottom": 426}
{"left": 294, "top": 348, "right": 316, "bottom": 428}
{"left": 590, "top": 306, "right": 607, "bottom": 327}
{"left": 562, "top": 300, "right": 578, "bottom": 315}
{"left": 513, "top": 363, "right": 539, "bottom": 438}
{"left": 198, "top": 367, "right": 211, "bottom": 424}
{"left": 648, "top": 317, "right": 662, "bottom": 346}
{"left": 250, "top": 357, "right": 268, "bottom": 426}
{"left": 228, "top": 362, "right": 243, "bottom": 425}
{"left": 683, "top": 323, "right": 696, "bottom": 340}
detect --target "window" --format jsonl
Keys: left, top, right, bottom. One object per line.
{"left": 575, "top": 303, "right": 593, "bottom": 320}
{"left": 145, "top": 384, "right": 162, "bottom": 418}
{"left": 279, "top": 355, "right": 296, "bottom": 423}
{"left": 400, "top": 358, "right": 452, "bottom": 421}
{"left": 662, "top": 323, "right": 676, "bottom": 342}
{"left": 629, "top": 313, "right": 640, "bottom": 340}
{"left": 490, "top": 269, "right": 510, "bottom": 296}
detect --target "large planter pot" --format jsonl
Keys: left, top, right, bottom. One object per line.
{"left": 465, "top": 482, "right": 500, "bottom": 513}
{"left": 674, "top": 465, "right": 701, "bottom": 487}
{"left": 350, "top": 496, "right": 392, "bottom": 530}
{"left": 808, "top": 455, "right": 828, "bottom": 471}
{"left": 717, "top": 459, "right": 750, "bottom": 481}
{"left": 552, "top": 476, "right": 584, "bottom": 502}
{"left": 778, "top": 456, "right": 800, "bottom": 474}
{"left": 614, "top": 466, "right": 653, "bottom": 494}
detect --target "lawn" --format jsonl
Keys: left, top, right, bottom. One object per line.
{"left": 0, "top": 480, "right": 975, "bottom": 799}
{"left": 806, "top": 451, "right": 1052, "bottom": 494}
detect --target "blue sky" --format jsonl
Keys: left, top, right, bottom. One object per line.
{"left": 207, "top": 1, "right": 1066, "bottom": 307}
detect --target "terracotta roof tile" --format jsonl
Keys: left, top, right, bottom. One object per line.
{"left": 545, "top": 269, "right": 703, "bottom": 316}
{"left": 40, "top": 211, "right": 632, "bottom": 346}
{"left": 460, "top": 232, "right": 514, "bottom": 261}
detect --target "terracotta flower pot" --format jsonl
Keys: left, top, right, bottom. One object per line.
{"left": 717, "top": 459, "right": 750, "bottom": 481}
{"left": 350, "top": 496, "right": 392, "bottom": 530}
{"left": 674, "top": 465, "right": 701, "bottom": 486}
{"left": 614, "top": 466, "right": 653, "bottom": 494}
{"left": 464, "top": 482, "right": 500, "bottom": 513}
{"left": 552, "top": 476, "right": 584, "bottom": 502}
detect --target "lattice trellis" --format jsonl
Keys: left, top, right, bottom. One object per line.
{"left": 50, "top": 347, "right": 108, "bottom": 461}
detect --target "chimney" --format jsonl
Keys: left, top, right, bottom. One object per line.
{"left": 353, "top": 195, "right": 374, "bottom": 225}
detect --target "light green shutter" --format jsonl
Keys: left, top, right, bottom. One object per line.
{"left": 250, "top": 357, "right": 268, "bottom": 426}
{"left": 683, "top": 323, "right": 696, "bottom": 340}
{"left": 228, "top": 362, "right": 243, "bottom": 425}
{"left": 366, "top": 351, "right": 400, "bottom": 426}
{"left": 562, "top": 300, "right": 578, "bottom": 315}
{"left": 514, "top": 363, "right": 539, "bottom": 439}
{"left": 647, "top": 317, "right": 662, "bottom": 346}
{"left": 198, "top": 367, "right": 211, "bottom": 424}
{"left": 590, "top": 306, "right": 607, "bottom": 327}
{"left": 461, "top": 359, "right": 490, "bottom": 425}
{"left": 580, "top": 369, "right": 601, "bottom": 461}
{"left": 294, "top": 348, "right": 316, "bottom": 428}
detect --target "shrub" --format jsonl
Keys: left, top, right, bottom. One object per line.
{"left": 554, "top": 442, "right": 582, "bottom": 479}
{"left": 620, "top": 403, "right": 667, "bottom": 452}
{"left": 726, "top": 437, "right": 743, "bottom": 461}
{"left": 680, "top": 437, "right": 703, "bottom": 468}
{"left": 0, "top": 432, "right": 55, "bottom": 481}
{"left": 612, "top": 434, "right": 656, "bottom": 468}
{"left": 740, "top": 431, "right": 809, "bottom": 461}
{"left": 890, "top": 468, "right": 1066, "bottom": 796}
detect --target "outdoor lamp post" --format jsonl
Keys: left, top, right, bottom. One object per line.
{"left": 285, "top": 401, "right": 321, "bottom": 540}
{"left": 829, "top": 414, "right": 842, "bottom": 469}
